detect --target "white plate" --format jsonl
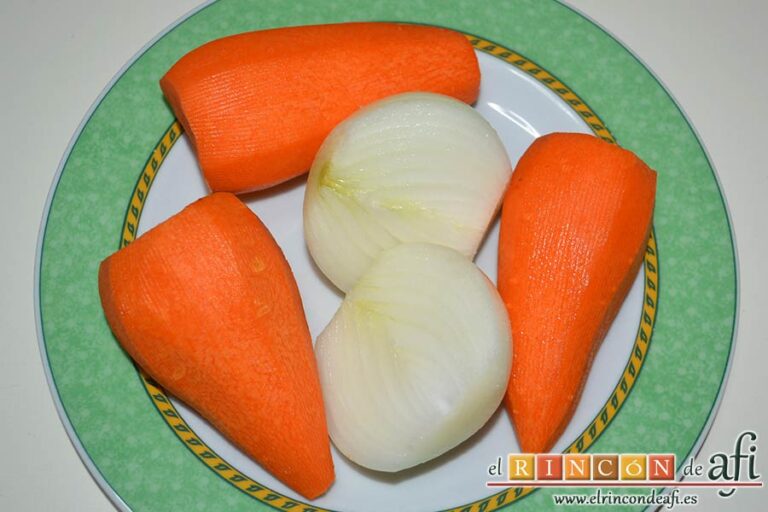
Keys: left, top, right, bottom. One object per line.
{"left": 137, "top": 50, "right": 645, "bottom": 512}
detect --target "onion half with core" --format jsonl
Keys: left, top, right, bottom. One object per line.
{"left": 303, "top": 92, "right": 512, "bottom": 291}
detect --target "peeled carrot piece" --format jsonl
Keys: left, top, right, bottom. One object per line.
{"left": 498, "top": 133, "right": 656, "bottom": 453}
{"left": 98, "top": 193, "right": 334, "bottom": 499}
{"left": 160, "top": 22, "right": 480, "bottom": 193}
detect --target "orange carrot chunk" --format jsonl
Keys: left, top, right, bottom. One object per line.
{"left": 160, "top": 22, "right": 480, "bottom": 193}
{"left": 98, "top": 193, "right": 334, "bottom": 499}
{"left": 497, "top": 133, "right": 657, "bottom": 453}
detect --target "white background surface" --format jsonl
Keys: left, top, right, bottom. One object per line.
{"left": 0, "top": 1, "right": 765, "bottom": 510}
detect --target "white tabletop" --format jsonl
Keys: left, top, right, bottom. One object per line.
{"left": 1, "top": 1, "right": 765, "bottom": 510}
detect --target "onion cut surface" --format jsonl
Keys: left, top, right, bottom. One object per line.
{"left": 303, "top": 92, "right": 512, "bottom": 291}
{"left": 315, "top": 243, "right": 512, "bottom": 472}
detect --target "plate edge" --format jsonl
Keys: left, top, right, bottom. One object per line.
{"left": 33, "top": 2, "right": 218, "bottom": 511}
{"left": 559, "top": 1, "right": 741, "bottom": 509}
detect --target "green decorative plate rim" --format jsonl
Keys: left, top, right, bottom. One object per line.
{"left": 35, "top": 1, "right": 737, "bottom": 511}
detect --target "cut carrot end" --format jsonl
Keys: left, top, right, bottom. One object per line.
{"left": 160, "top": 22, "right": 480, "bottom": 193}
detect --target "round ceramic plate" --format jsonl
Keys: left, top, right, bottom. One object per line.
{"left": 36, "top": 1, "right": 737, "bottom": 511}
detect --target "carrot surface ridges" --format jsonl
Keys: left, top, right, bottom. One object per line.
{"left": 160, "top": 22, "right": 480, "bottom": 193}
{"left": 98, "top": 192, "right": 334, "bottom": 499}
{"left": 497, "top": 133, "right": 657, "bottom": 453}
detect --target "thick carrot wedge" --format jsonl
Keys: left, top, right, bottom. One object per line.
{"left": 498, "top": 133, "right": 656, "bottom": 453}
{"left": 98, "top": 193, "right": 334, "bottom": 499}
{"left": 160, "top": 22, "right": 480, "bottom": 193}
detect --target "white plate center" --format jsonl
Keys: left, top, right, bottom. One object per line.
{"left": 137, "top": 51, "right": 644, "bottom": 512}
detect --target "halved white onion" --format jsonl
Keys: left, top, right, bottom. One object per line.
{"left": 315, "top": 243, "right": 512, "bottom": 472}
{"left": 303, "top": 92, "right": 511, "bottom": 291}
